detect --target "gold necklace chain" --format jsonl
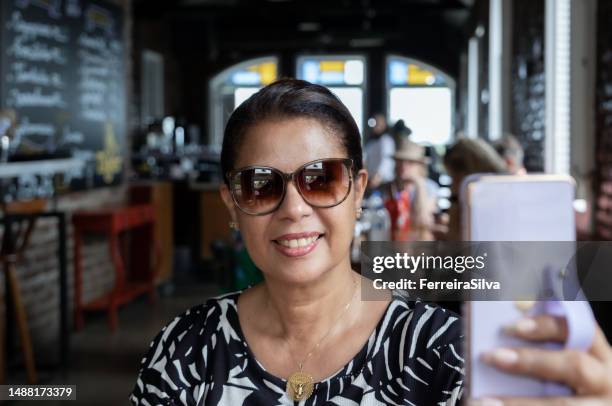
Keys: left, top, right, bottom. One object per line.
{"left": 291, "top": 275, "right": 358, "bottom": 371}
{"left": 285, "top": 274, "right": 358, "bottom": 401}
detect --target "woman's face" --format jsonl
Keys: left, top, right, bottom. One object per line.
{"left": 220, "top": 117, "right": 367, "bottom": 285}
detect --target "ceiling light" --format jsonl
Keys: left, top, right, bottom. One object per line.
{"left": 475, "top": 24, "right": 485, "bottom": 38}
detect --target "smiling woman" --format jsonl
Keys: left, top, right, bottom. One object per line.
{"left": 129, "top": 79, "right": 464, "bottom": 405}
{"left": 130, "top": 80, "right": 612, "bottom": 406}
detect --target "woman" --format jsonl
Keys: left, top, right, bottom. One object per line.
{"left": 130, "top": 80, "right": 612, "bottom": 405}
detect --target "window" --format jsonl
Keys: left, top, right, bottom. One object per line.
{"left": 296, "top": 55, "right": 366, "bottom": 136}
{"left": 208, "top": 57, "right": 278, "bottom": 150}
{"left": 386, "top": 55, "right": 455, "bottom": 145}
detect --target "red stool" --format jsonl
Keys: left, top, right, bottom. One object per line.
{"left": 73, "top": 204, "right": 160, "bottom": 332}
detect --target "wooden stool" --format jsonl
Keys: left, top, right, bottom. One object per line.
{"left": 0, "top": 199, "right": 46, "bottom": 384}
{"left": 73, "top": 204, "right": 160, "bottom": 332}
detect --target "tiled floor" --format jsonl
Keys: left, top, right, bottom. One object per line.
{"left": 8, "top": 282, "right": 220, "bottom": 405}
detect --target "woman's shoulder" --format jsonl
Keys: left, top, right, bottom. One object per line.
{"left": 131, "top": 293, "right": 243, "bottom": 386}
{"left": 144, "top": 291, "right": 242, "bottom": 354}
{"left": 179, "top": 290, "right": 241, "bottom": 329}
{"left": 129, "top": 291, "right": 245, "bottom": 404}
{"left": 202, "top": 290, "right": 242, "bottom": 313}
{"left": 386, "top": 290, "right": 463, "bottom": 351}
{"left": 378, "top": 291, "right": 464, "bottom": 404}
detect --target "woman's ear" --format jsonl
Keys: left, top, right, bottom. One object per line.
{"left": 353, "top": 169, "right": 368, "bottom": 209}
{"left": 219, "top": 184, "right": 238, "bottom": 223}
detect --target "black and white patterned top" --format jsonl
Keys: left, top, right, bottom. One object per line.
{"left": 130, "top": 290, "right": 464, "bottom": 405}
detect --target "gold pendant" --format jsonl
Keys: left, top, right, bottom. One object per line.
{"left": 286, "top": 371, "right": 314, "bottom": 401}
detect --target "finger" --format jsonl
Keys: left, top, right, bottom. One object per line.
{"left": 504, "top": 315, "right": 568, "bottom": 343}
{"left": 589, "top": 324, "right": 612, "bottom": 363}
{"left": 481, "top": 347, "right": 608, "bottom": 395}
{"left": 469, "top": 397, "right": 609, "bottom": 406}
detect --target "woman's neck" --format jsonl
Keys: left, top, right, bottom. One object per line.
{"left": 261, "top": 265, "right": 359, "bottom": 345}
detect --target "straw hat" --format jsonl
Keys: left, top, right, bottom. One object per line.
{"left": 393, "top": 138, "right": 429, "bottom": 164}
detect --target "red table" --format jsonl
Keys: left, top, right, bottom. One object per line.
{"left": 73, "top": 205, "right": 160, "bottom": 331}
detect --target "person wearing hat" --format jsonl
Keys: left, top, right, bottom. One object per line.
{"left": 380, "top": 138, "right": 437, "bottom": 241}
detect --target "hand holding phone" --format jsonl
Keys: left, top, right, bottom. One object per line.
{"left": 466, "top": 300, "right": 595, "bottom": 398}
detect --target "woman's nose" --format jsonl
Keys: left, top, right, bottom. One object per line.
{"left": 276, "top": 180, "right": 313, "bottom": 220}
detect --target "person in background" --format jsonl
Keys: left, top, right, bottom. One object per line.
{"left": 493, "top": 133, "right": 527, "bottom": 175}
{"left": 364, "top": 113, "right": 395, "bottom": 190}
{"left": 440, "top": 137, "right": 507, "bottom": 241}
{"left": 390, "top": 119, "right": 412, "bottom": 147}
{"left": 493, "top": 134, "right": 593, "bottom": 240}
{"left": 381, "top": 138, "right": 437, "bottom": 241}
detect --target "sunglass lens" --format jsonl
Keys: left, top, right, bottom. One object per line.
{"left": 297, "top": 160, "right": 351, "bottom": 207}
{"left": 232, "top": 168, "right": 283, "bottom": 214}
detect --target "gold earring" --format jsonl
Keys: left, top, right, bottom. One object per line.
{"left": 356, "top": 207, "right": 363, "bottom": 219}
{"left": 229, "top": 221, "right": 238, "bottom": 230}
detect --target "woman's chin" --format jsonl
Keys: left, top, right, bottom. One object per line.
{"left": 265, "top": 265, "right": 329, "bottom": 286}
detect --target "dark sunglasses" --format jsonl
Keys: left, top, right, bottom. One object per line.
{"left": 227, "top": 158, "right": 353, "bottom": 215}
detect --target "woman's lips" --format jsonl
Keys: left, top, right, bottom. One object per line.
{"left": 272, "top": 234, "right": 323, "bottom": 257}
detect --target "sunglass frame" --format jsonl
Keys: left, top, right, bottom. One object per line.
{"left": 226, "top": 158, "right": 354, "bottom": 216}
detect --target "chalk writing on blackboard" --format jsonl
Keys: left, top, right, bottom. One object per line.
{"left": 16, "top": 0, "right": 62, "bottom": 19}
{"left": 0, "top": 0, "right": 126, "bottom": 200}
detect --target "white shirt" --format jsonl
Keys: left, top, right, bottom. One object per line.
{"left": 364, "top": 133, "right": 395, "bottom": 183}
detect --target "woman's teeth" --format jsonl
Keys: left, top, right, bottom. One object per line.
{"left": 277, "top": 235, "right": 319, "bottom": 248}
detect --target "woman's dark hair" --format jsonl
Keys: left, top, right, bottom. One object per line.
{"left": 443, "top": 137, "right": 507, "bottom": 176}
{"left": 220, "top": 79, "right": 363, "bottom": 185}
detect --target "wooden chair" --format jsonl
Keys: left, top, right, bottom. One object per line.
{"left": 0, "top": 199, "right": 47, "bottom": 384}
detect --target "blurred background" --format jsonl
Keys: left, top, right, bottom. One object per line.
{"left": 0, "top": 0, "right": 610, "bottom": 403}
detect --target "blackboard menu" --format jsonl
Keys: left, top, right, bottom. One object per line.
{"left": 0, "top": 0, "right": 125, "bottom": 199}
